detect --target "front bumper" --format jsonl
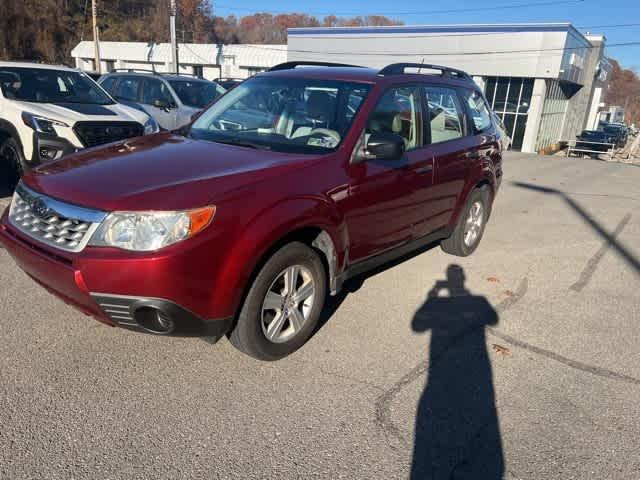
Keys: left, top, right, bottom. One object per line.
{"left": 29, "top": 131, "right": 77, "bottom": 165}
{"left": 0, "top": 213, "right": 233, "bottom": 337}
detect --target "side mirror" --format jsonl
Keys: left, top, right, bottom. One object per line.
{"left": 153, "top": 98, "right": 172, "bottom": 110}
{"left": 364, "top": 132, "right": 406, "bottom": 160}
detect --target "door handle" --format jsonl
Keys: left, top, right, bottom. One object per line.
{"left": 414, "top": 165, "right": 433, "bottom": 174}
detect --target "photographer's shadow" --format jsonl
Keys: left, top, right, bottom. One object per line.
{"left": 411, "top": 265, "right": 503, "bottom": 479}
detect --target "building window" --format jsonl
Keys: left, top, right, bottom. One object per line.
{"left": 193, "top": 65, "right": 203, "bottom": 78}
{"left": 244, "top": 66, "right": 265, "bottom": 77}
{"left": 105, "top": 60, "right": 115, "bottom": 73}
{"left": 484, "top": 77, "right": 534, "bottom": 150}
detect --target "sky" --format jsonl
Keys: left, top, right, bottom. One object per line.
{"left": 212, "top": 0, "right": 640, "bottom": 69}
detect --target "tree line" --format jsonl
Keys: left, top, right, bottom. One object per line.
{"left": 0, "top": 0, "right": 400, "bottom": 64}
{"left": 606, "top": 60, "right": 640, "bottom": 127}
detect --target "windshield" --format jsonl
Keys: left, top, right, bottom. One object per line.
{"left": 0, "top": 67, "right": 113, "bottom": 105}
{"left": 168, "top": 80, "right": 226, "bottom": 109}
{"left": 190, "top": 77, "right": 371, "bottom": 154}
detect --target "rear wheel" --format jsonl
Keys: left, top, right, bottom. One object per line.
{"left": 441, "top": 186, "right": 491, "bottom": 257}
{"left": 228, "top": 242, "right": 327, "bottom": 361}
{"left": 0, "top": 137, "right": 26, "bottom": 190}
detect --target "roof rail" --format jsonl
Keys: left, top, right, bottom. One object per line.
{"left": 268, "top": 61, "right": 364, "bottom": 72}
{"left": 110, "top": 69, "right": 205, "bottom": 79}
{"left": 111, "top": 68, "right": 160, "bottom": 75}
{"left": 379, "top": 63, "right": 472, "bottom": 80}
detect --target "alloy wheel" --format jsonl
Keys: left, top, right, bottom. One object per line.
{"left": 261, "top": 265, "right": 315, "bottom": 343}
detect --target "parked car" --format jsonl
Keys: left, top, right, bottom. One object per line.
{"left": 0, "top": 61, "right": 502, "bottom": 360}
{"left": 99, "top": 71, "right": 226, "bottom": 131}
{"left": 574, "top": 130, "right": 615, "bottom": 156}
{"left": 216, "top": 77, "right": 244, "bottom": 90}
{"left": 0, "top": 62, "right": 158, "bottom": 188}
{"left": 600, "top": 122, "right": 628, "bottom": 148}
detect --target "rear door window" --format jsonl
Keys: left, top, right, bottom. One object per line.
{"left": 424, "top": 86, "right": 464, "bottom": 144}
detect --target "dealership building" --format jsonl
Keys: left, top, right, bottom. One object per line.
{"left": 287, "top": 23, "right": 611, "bottom": 153}
{"left": 71, "top": 41, "right": 286, "bottom": 80}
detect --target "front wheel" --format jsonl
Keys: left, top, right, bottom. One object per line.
{"left": 441, "top": 186, "right": 491, "bottom": 257}
{"left": 0, "top": 137, "right": 26, "bottom": 190}
{"left": 228, "top": 242, "right": 327, "bottom": 361}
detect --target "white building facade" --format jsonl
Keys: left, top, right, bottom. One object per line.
{"left": 71, "top": 41, "right": 287, "bottom": 81}
{"left": 287, "top": 24, "right": 611, "bottom": 153}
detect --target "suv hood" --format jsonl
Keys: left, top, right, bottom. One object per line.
{"left": 23, "top": 133, "right": 319, "bottom": 211}
{"left": 11, "top": 100, "right": 149, "bottom": 126}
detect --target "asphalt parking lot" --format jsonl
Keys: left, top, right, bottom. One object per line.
{"left": 0, "top": 152, "right": 639, "bottom": 479}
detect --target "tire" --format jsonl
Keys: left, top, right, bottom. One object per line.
{"left": 0, "top": 137, "right": 26, "bottom": 190}
{"left": 441, "top": 186, "right": 491, "bottom": 257}
{"left": 228, "top": 242, "right": 327, "bottom": 361}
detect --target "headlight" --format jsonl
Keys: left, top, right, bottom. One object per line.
{"left": 143, "top": 116, "right": 160, "bottom": 135}
{"left": 21, "top": 112, "right": 68, "bottom": 135}
{"left": 89, "top": 206, "right": 215, "bottom": 251}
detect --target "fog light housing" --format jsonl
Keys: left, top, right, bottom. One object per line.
{"left": 39, "top": 146, "right": 59, "bottom": 160}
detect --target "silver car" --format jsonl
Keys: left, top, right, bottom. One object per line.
{"left": 98, "top": 71, "right": 225, "bottom": 131}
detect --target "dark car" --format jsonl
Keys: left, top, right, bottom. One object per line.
{"left": 0, "top": 61, "right": 502, "bottom": 360}
{"left": 575, "top": 130, "right": 615, "bottom": 154}
{"left": 600, "top": 123, "right": 628, "bottom": 148}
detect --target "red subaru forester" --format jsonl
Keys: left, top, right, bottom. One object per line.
{"left": 0, "top": 62, "right": 502, "bottom": 360}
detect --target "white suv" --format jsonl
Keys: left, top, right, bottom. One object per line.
{"left": 0, "top": 62, "right": 158, "bottom": 187}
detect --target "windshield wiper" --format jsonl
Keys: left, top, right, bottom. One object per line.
{"left": 214, "top": 138, "right": 271, "bottom": 150}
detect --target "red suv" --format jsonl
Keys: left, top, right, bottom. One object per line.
{"left": 0, "top": 62, "right": 502, "bottom": 360}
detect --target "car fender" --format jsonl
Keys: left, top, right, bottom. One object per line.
{"left": 207, "top": 195, "right": 347, "bottom": 319}
{"left": 450, "top": 151, "right": 499, "bottom": 226}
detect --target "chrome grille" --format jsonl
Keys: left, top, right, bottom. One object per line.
{"left": 9, "top": 183, "right": 107, "bottom": 253}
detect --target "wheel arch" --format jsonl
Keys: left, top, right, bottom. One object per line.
{"left": 208, "top": 194, "right": 347, "bottom": 325}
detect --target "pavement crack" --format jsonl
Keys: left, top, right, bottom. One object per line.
{"left": 487, "top": 328, "right": 640, "bottom": 386}
{"left": 569, "top": 213, "right": 633, "bottom": 292}
{"left": 487, "top": 277, "right": 640, "bottom": 386}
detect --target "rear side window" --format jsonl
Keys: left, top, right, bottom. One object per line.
{"left": 113, "top": 76, "right": 141, "bottom": 102}
{"left": 424, "top": 86, "right": 464, "bottom": 144}
{"left": 464, "top": 90, "right": 493, "bottom": 133}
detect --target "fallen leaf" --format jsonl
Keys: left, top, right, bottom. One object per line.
{"left": 492, "top": 344, "right": 511, "bottom": 356}
{"left": 487, "top": 276, "right": 499, "bottom": 283}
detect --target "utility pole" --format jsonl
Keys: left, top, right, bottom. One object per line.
{"left": 92, "top": 0, "right": 101, "bottom": 73}
{"left": 170, "top": 0, "right": 179, "bottom": 74}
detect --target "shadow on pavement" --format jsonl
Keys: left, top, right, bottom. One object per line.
{"left": 513, "top": 181, "right": 639, "bottom": 274}
{"left": 410, "top": 265, "right": 503, "bottom": 480}
{"left": 317, "top": 240, "right": 442, "bottom": 332}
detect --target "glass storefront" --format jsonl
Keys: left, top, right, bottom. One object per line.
{"left": 484, "top": 77, "right": 534, "bottom": 150}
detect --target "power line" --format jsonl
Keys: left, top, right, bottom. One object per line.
{"left": 215, "top": 0, "right": 584, "bottom": 16}
{"left": 287, "top": 23, "right": 640, "bottom": 40}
